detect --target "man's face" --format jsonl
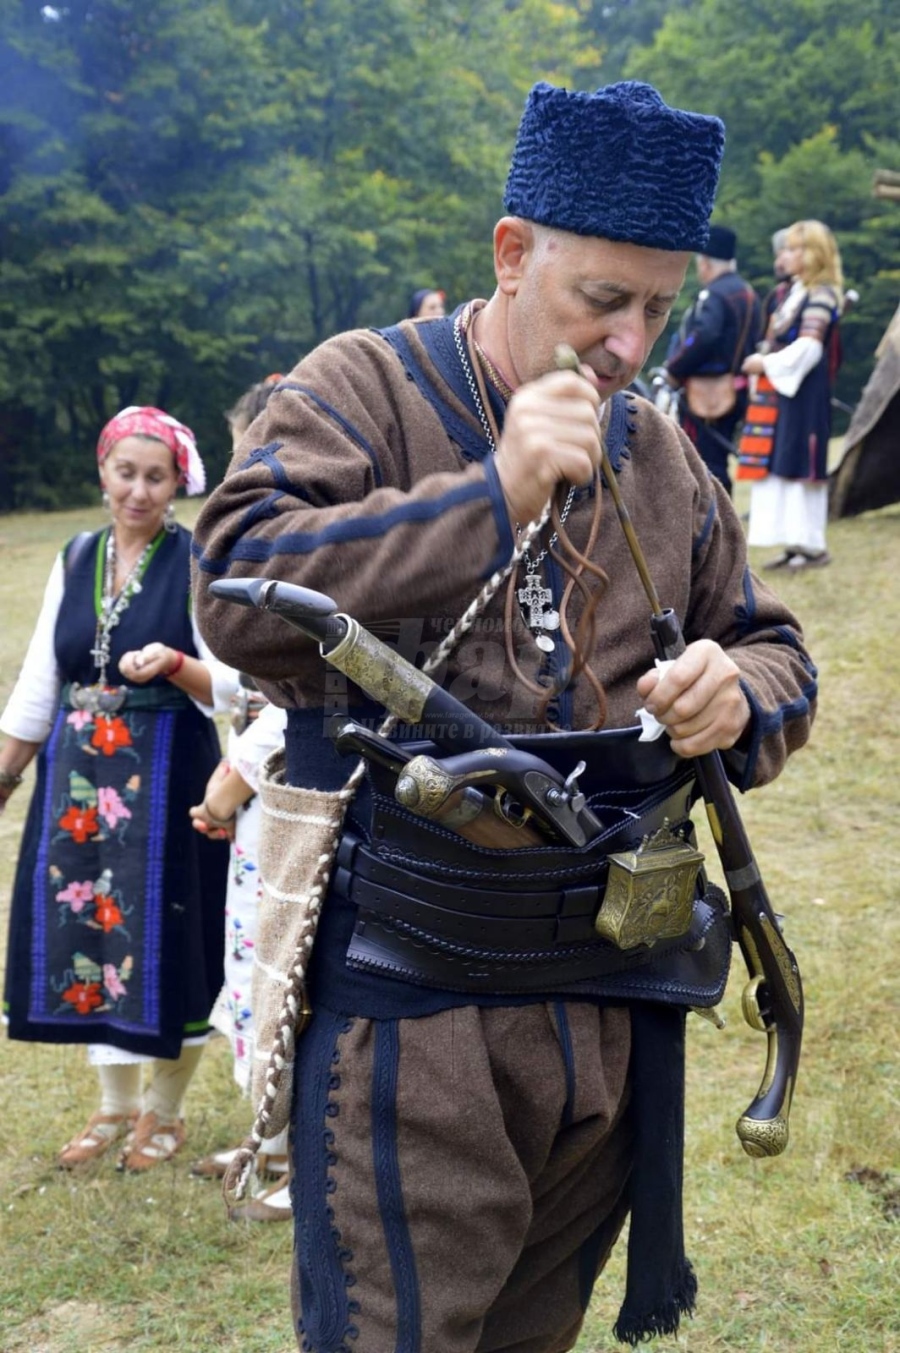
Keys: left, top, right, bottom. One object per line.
{"left": 501, "top": 224, "right": 690, "bottom": 397}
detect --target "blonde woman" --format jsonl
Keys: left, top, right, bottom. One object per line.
{"left": 742, "top": 219, "right": 844, "bottom": 569}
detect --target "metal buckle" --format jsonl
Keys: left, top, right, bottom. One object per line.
{"left": 594, "top": 822, "right": 704, "bottom": 950}
{"left": 68, "top": 682, "right": 128, "bottom": 714}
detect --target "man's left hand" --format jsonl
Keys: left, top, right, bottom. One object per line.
{"left": 636, "top": 640, "right": 750, "bottom": 757}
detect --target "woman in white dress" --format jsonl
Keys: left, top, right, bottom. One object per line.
{"left": 742, "top": 220, "right": 844, "bottom": 570}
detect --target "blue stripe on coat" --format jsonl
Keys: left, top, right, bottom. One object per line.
{"left": 692, "top": 497, "right": 717, "bottom": 558}
{"left": 277, "top": 384, "right": 384, "bottom": 488}
{"left": 379, "top": 321, "right": 493, "bottom": 464}
{"left": 481, "top": 456, "right": 517, "bottom": 578}
{"left": 194, "top": 478, "right": 492, "bottom": 574}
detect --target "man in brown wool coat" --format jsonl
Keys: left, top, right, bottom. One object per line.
{"left": 193, "top": 79, "right": 815, "bottom": 1353}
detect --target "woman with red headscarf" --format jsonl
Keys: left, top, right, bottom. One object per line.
{"left": 0, "top": 407, "right": 236, "bottom": 1172}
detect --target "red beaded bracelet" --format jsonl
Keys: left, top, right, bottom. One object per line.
{"left": 167, "top": 649, "right": 186, "bottom": 678}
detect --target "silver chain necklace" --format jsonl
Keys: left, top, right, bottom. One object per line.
{"left": 453, "top": 308, "right": 575, "bottom": 652}
{"left": 90, "top": 531, "right": 154, "bottom": 684}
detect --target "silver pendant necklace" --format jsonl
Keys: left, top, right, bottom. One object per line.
{"left": 90, "top": 531, "right": 153, "bottom": 685}
{"left": 453, "top": 308, "right": 574, "bottom": 652}
{"left": 517, "top": 491, "right": 575, "bottom": 651}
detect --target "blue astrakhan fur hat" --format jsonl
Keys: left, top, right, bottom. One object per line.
{"left": 503, "top": 81, "right": 725, "bottom": 253}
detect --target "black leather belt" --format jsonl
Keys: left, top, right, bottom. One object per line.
{"left": 332, "top": 727, "right": 733, "bottom": 1002}
{"left": 343, "top": 884, "right": 730, "bottom": 1000}
{"left": 334, "top": 834, "right": 604, "bottom": 947}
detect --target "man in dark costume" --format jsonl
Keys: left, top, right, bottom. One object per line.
{"left": 193, "top": 82, "right": 815, "bottom": 1353}
{"left": 665, "top": 225, "right": 762, "bottom": 495}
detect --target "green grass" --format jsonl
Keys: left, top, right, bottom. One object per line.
{"left": 1, "top": 489, "right": 899, "bottom": 1352}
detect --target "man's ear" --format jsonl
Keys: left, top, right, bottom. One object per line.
{"left": 494, "top": 216, "right": 534, "bottom": 295}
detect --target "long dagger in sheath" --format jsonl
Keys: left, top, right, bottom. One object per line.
{"left": 208, "top": 576, "right": 602, "bottom": 848}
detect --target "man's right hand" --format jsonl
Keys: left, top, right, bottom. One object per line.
{"left": 493, "top": 369, "right": 602, "bottom": 527}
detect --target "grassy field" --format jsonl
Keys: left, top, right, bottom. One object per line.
{"left": 1, "top": 490, "right": 898, "bottom": 1353}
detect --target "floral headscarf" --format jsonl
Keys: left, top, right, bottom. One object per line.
{"left": 96, "top": 406, "right": 205, "bottom": 496}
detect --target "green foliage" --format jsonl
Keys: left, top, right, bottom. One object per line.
{"left": 2, "top": 0, "right": 900, "bottom": 506}
{"left": 0, "top": 0, "right": 594, "bottom": 505}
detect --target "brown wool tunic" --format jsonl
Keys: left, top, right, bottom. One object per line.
{"left": 193, "top": 318, "right": 815, "bottom": 787}
{"left": 191, "top": 314, "right": 816, "bottom": 1353}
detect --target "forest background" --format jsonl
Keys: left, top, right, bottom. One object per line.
{"left": 1, "top": 0, "right": 899, "bottom": 511}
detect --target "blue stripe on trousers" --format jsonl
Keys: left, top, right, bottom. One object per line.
{"left": 373, "top": 1019, "right": 422, "bottom": 1352}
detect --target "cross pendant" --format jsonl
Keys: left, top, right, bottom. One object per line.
{"left": 517, "top": 572, "right": 554, "bottom": 630}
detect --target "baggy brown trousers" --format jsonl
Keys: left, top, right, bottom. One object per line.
{"left": 290, "top": 1000, "right": 633, "bottom": 1353}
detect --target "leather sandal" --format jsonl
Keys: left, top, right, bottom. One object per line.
{"left": 227, "top": 1177, "right": 293, "bottom": 1223}
{"left": 116, "top": 1111, "right": 186, "bottom": 1173}
{"left": 58, "top": 1111, "right": 137, "bottom": 1170}
{"left": 190, "top": 1147, "right": 289, "bottom": 1180}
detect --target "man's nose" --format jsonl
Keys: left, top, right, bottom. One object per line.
{"left": 603, "top": 308, "right": 653, "bottom": 370}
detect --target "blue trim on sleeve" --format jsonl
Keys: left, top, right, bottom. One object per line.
{"left": 237, "top": 443, "right": 319, "bottom": 506}
{"left": 194, "top": 478, "right": 492, "bottom": 574}
{"left": 372, "top": 1020, "right": 421, "bottom": 1353}
{"left": 692, "top": 497, "right": 717, "bottom": 558}
{"left": 725, "top": 573, "right": 819, "bottom": 788}
{"left": 239, "top": 489, "right": 287, "bottom": 531}
{"left": 239, "top": 440, "right": 289, "bottom": 487}
{"left": 733, "top": 567, "right": 757, "bottom": 635}
{"left": 278, "top": 382, "right": 384, "bottom": 488}
{"left": 727, "top": 670, "right": 817, "bottom": 792}
{"left": 481, "top": 457, "right": 516, "bottom": 577}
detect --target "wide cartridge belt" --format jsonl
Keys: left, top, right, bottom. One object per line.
{"left": 338, "top": 727, "right": 733, "bottom": 1003}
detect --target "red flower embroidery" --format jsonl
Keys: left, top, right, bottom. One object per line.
{"left": 62, "top": 980, "right": 104, "bottom": 1015}
{"left": 93, "top": 894, "right": 124, "bottom": 933}
{"left": 91, "top": 716, "right": 133, "bottom": 756}
{"left": 58, "top": 804, "right": 100, "bottom": 844}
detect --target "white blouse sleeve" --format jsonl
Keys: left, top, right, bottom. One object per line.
{"left": 190, "top": 612, "right": 240, "bottom": 715}
{"left": 0, "top": 553, "right": 65, "bottom": 743}
{"left": 2, "top": 560, "right": 239, "bottom": 730}
{"left": 230, "top": 702, "right": 287, "bottom": 793}
{"left": 762, "top": 336, "right": 824, "bottom": 399}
